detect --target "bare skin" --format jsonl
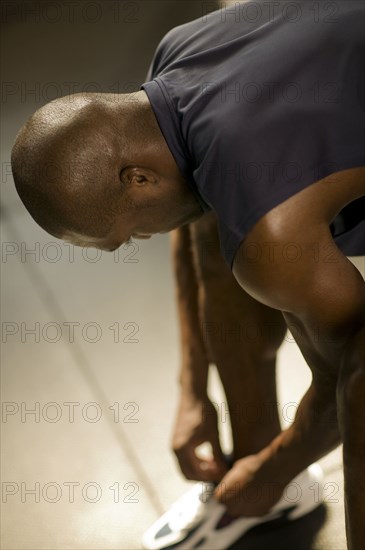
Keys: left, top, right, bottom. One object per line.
{"left": 229, "top": 168, "right": 365, "bottom": 548}
{"left": 11, "top": 92, "right": 365, "bottom": 548}
{"left": 170, "top": 213, "right": 285, "bottom": 482}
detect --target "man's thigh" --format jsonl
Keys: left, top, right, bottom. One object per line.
{"left": 190, "top": 211, "right": 286, "bottom": 356}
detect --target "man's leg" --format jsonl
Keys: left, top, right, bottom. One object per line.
{"left": 190, "top": 212, "right": 286, "bottom": 460}
{"left": 337, "top": 326, "right": 365, "bottom": 548}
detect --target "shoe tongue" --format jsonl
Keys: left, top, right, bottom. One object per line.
{"left": 168, "top": 483, "right": 215, "bottom": 532}
{"left": 169, "top": 502, "right": 206, "bottom": 532}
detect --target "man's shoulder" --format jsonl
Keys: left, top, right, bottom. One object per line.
{"left": 232, "top": 167, "right": 365, "bottom": 309}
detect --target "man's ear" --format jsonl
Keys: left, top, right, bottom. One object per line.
{"left": 120, "top": 166, "right": 158, "bottom": 186}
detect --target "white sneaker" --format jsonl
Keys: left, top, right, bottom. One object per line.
{"left": 142, "top": 463, "right": 324, "bottom": 550}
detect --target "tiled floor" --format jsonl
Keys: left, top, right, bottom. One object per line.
{"left": 1, "top": 2, "right": 364, "bottom": 549}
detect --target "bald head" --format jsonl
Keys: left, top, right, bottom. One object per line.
{"left": 11, "top": 91, "right": 204, "bottom": 248}
{"left": 11, "top": 92, "right": 153, "bottom": 240}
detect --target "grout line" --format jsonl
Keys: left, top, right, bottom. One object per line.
{"left": 3, "top": 213, "right": 165, "bottom": 516}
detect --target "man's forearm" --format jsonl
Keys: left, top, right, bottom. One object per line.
{"left": 170, "top": 225, "right": 209, "bottom": 396}
{"left": 170, "top": 224, "right": 230, "bottom": 482}
{"left": 260, "top": 382, "right": 341, "bottom": 482}
{"left": 257, "top": 310, "right": 345, "bottom": 481}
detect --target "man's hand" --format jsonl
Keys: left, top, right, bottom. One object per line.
{"left": 214, "top": 453, "right": 286, "bottom": 517}
{"left": 172, "top": 392, "right": 229, "bottom": 482}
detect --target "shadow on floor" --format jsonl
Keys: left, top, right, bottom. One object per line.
{"left": 229, "top": 504, "right": 327, "bottom": 550}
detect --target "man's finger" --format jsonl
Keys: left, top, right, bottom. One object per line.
{"left": 175, "top": 445, "right": 226, "bottom": 482}
{"left": 210, "top": 435, "right": 229, "bottom": 476}
{"left": 213, "top": 467, "right": 240, "bottom": 506}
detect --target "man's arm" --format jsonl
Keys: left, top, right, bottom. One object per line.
{"left": 170, "top": 225, "right": 228, "bottom": 481}
{"left": 170, "top": 225, "right": 209, "bottom": 395}
{"left": 218, "top": 171, "right": 365, "bottom": 546}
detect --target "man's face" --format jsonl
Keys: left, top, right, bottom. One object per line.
{"left": 62, "top": 228, "right": 152, "bottom": 253}
{"left": 60, "top": 173, "right": 202, "bottom": 252}
{"left": 60, "top": 198, "right": 171, "bottom": 252}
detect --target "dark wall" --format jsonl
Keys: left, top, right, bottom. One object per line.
{"left": 1, "top": 0, "right": 219, "bottom": 207}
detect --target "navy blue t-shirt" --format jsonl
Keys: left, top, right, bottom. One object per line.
{"left": 141, "top": 0, "right": 365, "bottom": 269}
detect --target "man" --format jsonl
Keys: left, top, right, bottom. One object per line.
{"left": 11, "top": 1, "right": 364, "bottom": 548}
